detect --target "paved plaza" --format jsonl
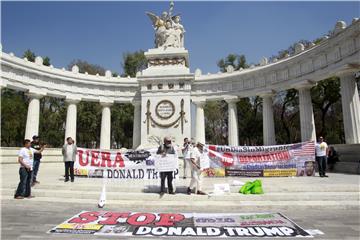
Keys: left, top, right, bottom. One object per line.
{"left": 1, "top": 162, "right": 359, "bottom": 239}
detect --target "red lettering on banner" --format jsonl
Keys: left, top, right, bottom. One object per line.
{"left": 78, "top": 149, "right": 89, "bottom": 166}
{"left": 208, "top": 145, "right": 217, "bottom": 158}
{"left": 68, "top": 211, "right": 100, "bottom": 224}
{"left": 91, "top": 151, "right": 100, "bottom": 167}
{"left": 221, "top": 152, "right": 234, "bottom": 167}
{"left": 126, "top": 213, "right": 156, "bottom": 226}
{"left": 113, "top": 153, "right": 125, "bottom": 168}
{"left": 101, "top": 152, "right": 112, "bottom": 168}
{"left": 155, "top": 213, "right": 185, "bottom": 226}
{"left": 98, "top": 212, "right": 130, "bottom": 225}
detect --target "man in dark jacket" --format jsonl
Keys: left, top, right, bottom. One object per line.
{"left": 157, "top": 137, "right": 176, "bottom": 195}
{"left": 31, "top": 135, "right": 42, "bottom": 186}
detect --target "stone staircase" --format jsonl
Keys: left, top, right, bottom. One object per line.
{"left": 1, "top": 162, "right": 359, "bottom": 211}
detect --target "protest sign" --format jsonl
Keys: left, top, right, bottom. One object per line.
{"left": 49, "top": 211, "right": 312, "bottom": 238}
{"left": 204, "top": 141, "right": 315, "bottom": 177}
{"left": 154, "top": 154, "right": 178, "bottom": 172}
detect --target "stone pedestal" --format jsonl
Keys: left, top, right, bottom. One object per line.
{"left": 138, "top": 47, "right": 193, "bottom": 148}
{"left": 25, "top": 93, "right": 42, "bottom": 140}
{"left": 340, "top": 73, "right": 360, "bottom": 144}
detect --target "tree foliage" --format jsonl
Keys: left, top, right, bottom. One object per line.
{"left": 68, "top": 60, "right": 106, "bottom": 75}
{"left": 121, "top": 50, "right": 147, "bottom": 77}
{"left": 217, "top": 54, "right": 248, "bottom": 72}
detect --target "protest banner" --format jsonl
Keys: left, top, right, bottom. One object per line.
{"left": 74, "top": 148, "right": 178, "bottom": 180}
{"left": 204, "top": 141, "right": 315, "bottom": 177}
{"left": 154, "top": 154, "right": 178, "bottom": 172}
{"left": 49, "top": 211, "right": 312, "bottom": 238}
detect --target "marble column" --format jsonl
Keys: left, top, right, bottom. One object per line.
{"left": 132, "top": 101, "right": 141, "bottom": 149}
{"left": 100, "top": 102, "right": 112, "bottom": 149}
{"left": 193, "top": 101, "right": 206, "bottom": 144}
{"left": 226, "top": 99, "right": 239, "bottom": 146}
{"left": 64, "top": 99, "right": 79, "bottom": 143}
{"left": 340, "top": 73, "right": 360, "bottom": 143}
{"left": 298, "top": 86, "right": 316, "bottom": 142}
{"left": 262, "top": 94, "right": 276, "bottom": 145}
{"left": 25, "top": 93, "right": 42, "bottom": 140}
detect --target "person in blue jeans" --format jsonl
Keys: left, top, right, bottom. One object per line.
{"left": 315, "top": 136, "right": 329, "bottom": 177}
{"left": 31, "top": 135, "right": 43, "bottom": 186}
{"left": 15, "top": 139, "right": 45, "bottom": 199}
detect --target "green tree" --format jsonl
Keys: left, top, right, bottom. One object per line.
{"left": 204, "top": 101, "right": 228, "bottom": 145}
{"left": 217, "top": 54, "right": 248, "bottom": 72}
{"left": 23, "top": 49, "right": 35, "bottom": 62}
{"left": 43, "top": 56, "right": 51, "bottom": 66}
{"left": 111, "top": 104, "right": 134, "bottom": 148}
{"left": 68, "top": 60, "right": 106, "bottom": 75}
{"left": 121, "top": 50, "right": 147, "bottom": 77}
{"left": 1, "top": 89, "right": 28, "bottom": 146}
{"left": 311, "top": 77, "right": 342, "bottom": 141}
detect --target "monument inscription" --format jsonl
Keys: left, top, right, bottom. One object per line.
{"left": 156, "top": 100, "right": 175, "bottom": 119}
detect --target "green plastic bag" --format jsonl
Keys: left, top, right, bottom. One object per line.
{"left": 239, "top": 179, "right": 264, "bottom": 194}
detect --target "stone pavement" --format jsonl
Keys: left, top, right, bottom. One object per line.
{"left": 1, "top": 162, "right": 359, "bottom": 239}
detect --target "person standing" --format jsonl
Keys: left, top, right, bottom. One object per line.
{"left": 62, "top": 137, "right": 77, "bottom": 182}
{"left": 187, "top": 143, "right": 206, "bottom": 195}
{"left": 181, "top": 137, "right": 193, "bottom": 179}
{"left": 157, "top": 137, "right": 176, "bottom": 195}
{"left": 14, "top": 139, "right": 45, "bottom": 199}
{"left": 328, "top": 146, "right": 340, "bottom": 171}
{"left": 31, "top": 135, "right": 42, "bottom": 186}
{"left": 315, "top": 136, "right": 329, "bottom": 177}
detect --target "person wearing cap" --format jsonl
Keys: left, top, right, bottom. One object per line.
{"left": 187, "top": 142, "right": 206, "bottom": 195}
{"left": 31, "top": 135, "right": 43, "bottom": 186}
{"left": 14, "top": 139, "right": 45, "bottom": 199}
{"left": 157, "top": 137, "right": 176, "bottom": 195}
{"left": 315, "top": 136, "right": 329, "bottom": 177}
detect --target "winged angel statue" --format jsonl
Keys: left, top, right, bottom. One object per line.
{"left": 146, "top": 1, "right": 185, "bottom": 48}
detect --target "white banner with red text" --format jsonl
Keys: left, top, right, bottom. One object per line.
{"left": 203, "top": 141, "right": 315, "bottom": 177}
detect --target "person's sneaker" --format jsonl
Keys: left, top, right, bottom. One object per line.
{"left": 34, "top": 180, "right": 40, "bottom": 184}
{"left": 323, "top": 175, "right": 329, "bottom": 177}
{"left": 187, "top": 187, "right": 192, "bottom": 195}
{"left": 64, "top": 179, "right": 69, "bottom": 182}
{"left": 159, "top": 191, "right": 165, "bottom": 197}
{"left": 14, "top": 196, "right": 24, "bottom": 199}
{"left": 169, "top": 191, "right": 176, "bottom": 195}
{"left": 197, "top": 191, "right": 207, "bottom": 195}
{"left": 31, "top": 182, "right": 36, "bottom": 187}
{"left": 71, "top": 179, "right": 74, "bottom": 182}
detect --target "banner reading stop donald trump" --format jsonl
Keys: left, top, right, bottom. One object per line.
{"left": 203, "top": 141, "right": 315, "bottom": 177}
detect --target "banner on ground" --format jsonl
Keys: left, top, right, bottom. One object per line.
{"left": 203, "top": 141, "right": 315, "bottom": 177}
{"left": 49, "top": 211, "right": 312, "bottom": 238}
{"left": 74, "top": 148, "right": 178, "bottom": 180}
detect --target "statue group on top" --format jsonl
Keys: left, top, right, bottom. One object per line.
{"left": 146, "top": 1, "right": 185, "bottom": 49}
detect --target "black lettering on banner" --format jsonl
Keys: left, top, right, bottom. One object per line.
{"left": 133, "top": 227, "right": 224, "bottom": 237}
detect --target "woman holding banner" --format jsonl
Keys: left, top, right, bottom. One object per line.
{"left": 187, "top": 143, "right": 206, "bottom": 195}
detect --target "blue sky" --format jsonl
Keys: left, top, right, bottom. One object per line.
{"left": 1, "top": 1, "right": 359, "bottom": 74}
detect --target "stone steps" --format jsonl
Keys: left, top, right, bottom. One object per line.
{"left": 2, "top": 188, "right": 359, "bottom": 201}
{"left": 2, "top": 195, "right": 358, "bottom": 211}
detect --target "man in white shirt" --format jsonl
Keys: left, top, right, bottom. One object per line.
{"left": 315, "top": 136, "right": 329, "bottom": 177}
{"left": 14, "top": 139, "right": 45, "bottom": 199}
{"left": 181, "top": 137, "right": 193, "bottom": 179}
{"left": 187, "top": 143, "right": 206, "bottom": 195}
{"left": 62, "top": 137, "right": 78, "bottom": 182}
